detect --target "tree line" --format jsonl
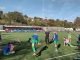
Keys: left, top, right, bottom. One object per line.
{"left": 0, "top": 10, "right": 80, "bottom": 28}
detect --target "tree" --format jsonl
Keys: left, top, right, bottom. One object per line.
{"left": 7, "top": 11, "right": 24, "bottom": 24}
{"left": 74, "top": 17, "right": 80, "bottom": 27}
{"left": 47, "top": 19, "right": 55, "bottom": 26}
{"left": 0, "top": 10, "right": 77, "bottom": 27}
{"left": 0, "top": 11, "right": 3, "bottom": 19}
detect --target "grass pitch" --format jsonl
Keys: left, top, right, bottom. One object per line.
{"left": 0, "top": 31, "right": 79, "bottom": 60}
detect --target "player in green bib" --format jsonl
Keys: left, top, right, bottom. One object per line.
{"left": 53, "top": 32, "right": 59, "bottom": 51}
{"left": 31, "top": 33, "right": 39, "bottom": 56}
{"left": 68, "top": 32, "right": 72, "bottom": 44}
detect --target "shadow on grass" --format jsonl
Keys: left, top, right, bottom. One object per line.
{"left": 73, "top": 46, "right": 80, "bottom": 60}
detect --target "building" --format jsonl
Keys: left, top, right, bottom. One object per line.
{"left": 3, "top": 25, "right": 43, "bottom": 32}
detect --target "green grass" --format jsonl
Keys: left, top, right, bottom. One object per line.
{"left": 0, "top": 32, "right": 79, "bottom": 60}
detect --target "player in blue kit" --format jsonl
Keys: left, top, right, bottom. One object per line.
{"left": 53, "top": 32, "right": 59, "bottom": 51}
{"left": 31, "top": 33, "right": 39, "bottom": 56}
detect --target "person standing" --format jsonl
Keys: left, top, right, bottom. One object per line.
{"left": 31, "top": 33, "right": 39, "bottom": 56}
{"left": 0, "top": 32, "right": 2, "bottom": 43}
{"left": 53, "top": 32, "right": 59, "bottom": 51}
{"left": 45, "top": 28, "right": 50, "bottom": 44}
{"left": 77, "top": 34, "right": 80, "bottom": 49}
{"left": 68, "top": 32, "right": 72, "bottom": 44}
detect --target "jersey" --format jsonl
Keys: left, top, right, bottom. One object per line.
{"left": 53, "top": 33, "right": 58, "bottom": 40}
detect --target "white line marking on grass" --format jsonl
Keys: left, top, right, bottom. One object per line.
{"left": 46, "top": 52, "right": 80, "bottom": 60}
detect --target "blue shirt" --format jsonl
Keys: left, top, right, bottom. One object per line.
{"left": 53, "top": 33, "right": 58, "bottom": 40}
{"left": 3, "top": 45, "right": 10, "bottom": 54}
{"left": 45, "top": 32, "right": 50, "bottom": 37}
{"left": 32, "top": 34, "right": 38, "bottom": 40}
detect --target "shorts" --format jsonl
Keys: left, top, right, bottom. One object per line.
{"left": 54, "top": 40, "right": 58, "bottom": 44}
{"left": 31, "top": 39, "right": 38, "bottom": 44}
{"left": 45, "top": 37, "right": 49, "bottom": 40}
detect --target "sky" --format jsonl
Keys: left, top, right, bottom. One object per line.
{"left": 0, "top": 0, "right": 80, "bottom": 22}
